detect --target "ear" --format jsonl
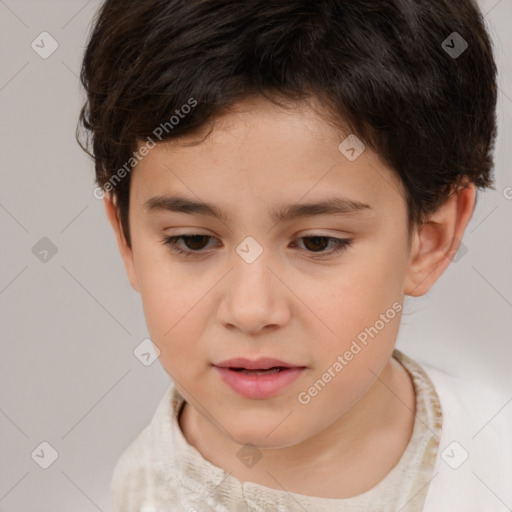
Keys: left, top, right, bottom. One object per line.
{"left": 103, "top": 194, "right": 140, "bottom": 293}
{"left": 404, "top": 183, "right": 476, "bottom": 297}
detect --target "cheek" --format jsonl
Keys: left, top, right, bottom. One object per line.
{"left": 310, "top": 244, "right": 406, "bottom": 366}
{"left": 133, "top": 235, "right": 192, "bottom": 326}
{"left": 302, "top": 289, "right": 403, "bottom": 417}
{"left": 133, "top": 252, "right": 207, "bottom": 359}
{"left": 142, "top": 287, "right": 205, "bottom": 347}
{"left": 141, "top": 290, "right": 209, "bottom": 382}
{"left": 321, "top": 253, "right": 404, "bottom": 327}
{"left": 354, "top": 229, "right": 409, "bottom": 303}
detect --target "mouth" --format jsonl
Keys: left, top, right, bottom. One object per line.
{"left": 228, "top": 366, "right": 289, "bottom": 375}
{"left": 213, "top": 357, "right": 306, "bottom": 399}
{"left": 213, "top": 356, "right": 305, "bottom": 371}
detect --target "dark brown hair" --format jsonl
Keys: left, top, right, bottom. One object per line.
{"left": 77, "top": 0, "right": 498, "bottom": 248}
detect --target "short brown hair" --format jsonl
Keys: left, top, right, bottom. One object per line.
{"left": 77, "top": 0, "right": 498, "bottom": 248}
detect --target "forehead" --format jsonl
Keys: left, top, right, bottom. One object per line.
{"left": 130, "top": 96, "right": 406, "bottom": 219}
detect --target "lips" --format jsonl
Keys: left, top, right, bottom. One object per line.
{"left": 231, "top": 367, "right": 284, "bottom": 375}
{"left": 214, "top": 357, "right": 303, "bottom": 371}
{"left": 213, "top": 357, "right": 306, "bottom": 399}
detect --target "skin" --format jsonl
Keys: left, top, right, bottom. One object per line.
{"left": 105, "top": 95, "right": 475, "bottom": 499}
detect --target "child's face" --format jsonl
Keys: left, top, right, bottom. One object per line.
{"left": 114, "top": 96, "right": 416, "bottom": 447}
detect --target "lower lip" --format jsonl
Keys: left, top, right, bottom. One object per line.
{"left": 214, "top": 366, "right": 305, "bottom": 399}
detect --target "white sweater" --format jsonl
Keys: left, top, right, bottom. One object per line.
{"left": 111, "top": 350, "right": 512, "bottom": 511}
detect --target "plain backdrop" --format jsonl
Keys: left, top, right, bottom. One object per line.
{"left": 0, "top": 0, "right": 511, "bottom": 510}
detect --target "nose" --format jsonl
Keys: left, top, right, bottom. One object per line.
{"left": 217, "top": 253, "right": 291, "bottom": 335}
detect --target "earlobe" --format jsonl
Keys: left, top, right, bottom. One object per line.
{"left": 103, "top": 194, "right": 140, "bottom": 293}
{"left": 404, "top": 183, "right": 476, "bottom": 297}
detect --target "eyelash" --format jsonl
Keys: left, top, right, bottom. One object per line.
{"left": 159, "top": 234, "right": 353, "bottom": 259}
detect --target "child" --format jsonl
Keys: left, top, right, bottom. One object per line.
{"left": 77, "top": 0, "right": 512, "bottom": 510}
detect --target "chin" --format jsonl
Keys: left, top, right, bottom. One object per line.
{"left": 227, "top": 423, "right": 304, "bottom": 449}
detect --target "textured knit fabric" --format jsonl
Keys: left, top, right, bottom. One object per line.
{"left": 111, "top": 349, "right": 443, "bottom": 511}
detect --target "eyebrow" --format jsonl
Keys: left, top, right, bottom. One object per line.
{"left": 143, "top": 194, "right": 372, "bottom": 223}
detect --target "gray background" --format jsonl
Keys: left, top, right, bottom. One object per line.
{"left": 0, "top": 0, "right": 511, "bottom": 510}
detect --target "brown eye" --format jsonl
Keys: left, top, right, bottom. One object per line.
{"left": 180, "top": 235, "right": 210, "bottom": 250}
{"left": 294, "top": 236, "right": 353, "bottom": 257}
{"left": 160, "top": 234, "right": 216, "bottom": 258}
{"left": 301, "top": 236, "right": 330, "bottom": 252}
